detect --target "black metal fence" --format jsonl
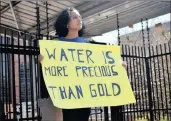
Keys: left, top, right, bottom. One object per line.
{"left": 0, "top": 28, "right": 41, "bottom": 121}
{"left": 121, "top": 41, "right": 171, "bottom": 121}
{"left": 0, "top": 0, "right": 171, "bottom": 120}
{"left": 0, "top": 25, "right": 171, "bottom": 121}
{"left": 88, "top": 41, "right": 171, "bottom": 121}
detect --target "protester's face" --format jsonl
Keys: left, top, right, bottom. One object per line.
{"left": 68, "top": 9, "right": 82, "bottom": 31}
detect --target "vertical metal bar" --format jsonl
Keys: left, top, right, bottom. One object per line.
{"left": 6, "top": 37, "right": 10, "bottom": 119}
{"left": 121, "top": 44, "right": 127, "bottom": 121}
{"left": 36, "top": 5, "right": 41, "bottom": 119}
{"left": 0, "top": 36, "right": 1, "bottom": 101}
{"left": 0, "top": 37, "right": 2, "bottom": 103}
{"left": 132, "top": 46, "right": 139, "bottom": 119}
{"left": 149, "top": 45, "right": 156, "bottom": 120}
{"left": 146, "top": 18, "right": 150, "bottom": 48}
{"left": 143, "top": 28, "right": 149, "bottom": 120}
{"left": 110, "top": 14, "right": 122, "bottom": 121}
{"left": 100, "top": 108, "right": 103, "bottom": 121}
{"left": 0, "top": 1, "right": 2, "bottom": 25}
{"left": 114, "top": 107, "right": 119, "bottom": 121}
{"left": 147, "top": 28, "right": 155, "bottom": 120}
{"left": 170, "top": 1, "right": 171, "bottom": 42}
{"left": 110, "top": 14, "right": 120, "bottom": 121}
{"left": 0, "top": 0, "right": 2, "bottom": 31}
{"left": 2, "top": 34, "right": 6, "bottom": 119}
{"left": 95, "top": 107, "right": 98, "bottom": 121}
{"left": 23, "top": 32, "right": 29, "bottom": 121}
{"left": 0, "top": 22, "right": 4, "bottom": 120}
{"left": 128, "top": 45, "right": 136, "bottom": 120}
{"left": 117, "top": 14, "right": 120, "bottom": 45}
{"left": 104, "top": 107, "right": 109, "bottom": 121}
{"left": 146, "top": 18, "right": 154, "bottom": 121}
{"left": 98, "top": 108, "right": 100, "bottom": 121}
{"left": 11, "top": 30, "right": 17, "bottom": 119}
{"left": 141, "top": 18, "right": 147, "bottom": 115}
{"left": 118, "top": 106, "right": 122, "bottom": 121}
{"left": 159, "top": 44, "right": 169, "bottom": 118}
{"left": 110, "top": 14, "right": 121, "bottom": 121}
{"left": 155, "top": 44, "right": 164, "bottom": 120}
{"left": 125, "top": 45, "right": 133, "bottom": 121}
{"left": 134, "top": 46, "right": 141, "bottom": 118}
{"left": 149, "top": 44, "right": 156, "bottom": 120}
{"left": 140, "top": 46, "right": 149, "bottom": 118}
{"left": 142, "top": 19, "right": 149, "bottom": 119}
{"left": 141, "top": 19, "right": 145, "bottom": 46}
{"left": 35, "top": 3, "right": 41, "bottom": 115}
{"left": 37, "top": 45, "right": 41, "bottom": 119}
{"left": 116, "top": 13, "right": 123, "bottom": 121}
{"left": 111, "top": 106, "right": 116, "bottom": 121}
{"left": 4, "top": 30, "right": 8, "bottom": 119}
{"left": 34, "top": 35, "right": 40, "bottom": 120}
{"left": 169, "top": 41, "right": 171, "bottom": 72}
{"left": 7, "top": 36, "right": 11, "bottom": 119}
{"left": 29, "top": 35, "right": 35, "bottom": 121}
{"left": 119, "top": 106, "right": 123, "bottom": 121}
{"left": 36, "top": 4, "right": 40, "bottom": 40}
{"left": 164, "top": 43, "right": 171, "bottom": 119}
{"left": 169, "top": 42, "right": 171, "bottom": 99}
{"left": 122, "top": 45, "right": 129, "bottom": 121}
{"left": 46, "top": 1, "right": 49, "bottom": 40}
{"left": 122, "top": 105, "right": 125, "bottom": 121}
{"left": 141, "top": 19, "right": 149, "bottom": 118}
{"left": 168, "top": 42, "right": 171, "bottom": 118}
{"left": 18, "top": 32, "right": 23, "bottom": 120}
{"left": 137, "top": 46, "right": 145, "bottom": 118}
{"left": 170, "top": 7, "right": 171, "bottom": 119}
{"left": 0, "top": 37, "right": 3, "bottom": 120}
{"left": 1, "top": 35, "right": 4, "bottom": 117}
{"left": 145, "top": 58, "right": 153, "bottom": 121}
{"left": 151, "top": 46, "right": 160, "bottom": 119}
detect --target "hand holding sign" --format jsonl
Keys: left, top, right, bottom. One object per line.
{"left": 39, "top": 40, "right": 135, "bottom": 109}
{"left": 38, "top": 54, "right": 44, "bottom": 63}
{"left": 121, "top": 61, "right": 127, "bottom": 69}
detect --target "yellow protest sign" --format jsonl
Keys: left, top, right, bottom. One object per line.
{"left": 39, "top": 40, "right": 135, "bottom": 109}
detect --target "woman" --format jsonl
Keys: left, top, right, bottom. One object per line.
{"left": 39, "top": 7, "right": 127, "bottom": 121}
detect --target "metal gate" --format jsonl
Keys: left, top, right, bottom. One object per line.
{"left": 0, "top": 3, "right": 171, "bottom": 120}
{"left": 88, "top": 17, "right": 171, "bottom": 121}
{"left": 120, "top": 41, "right": 171, "bottom": 121}
{"left": 0, "top": 27, "right": 42, "bottom": 121}
{"left": 0, "top": 25, "right": 171, "bottom": 121}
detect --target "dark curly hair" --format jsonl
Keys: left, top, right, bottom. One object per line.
{"left": 54, "top": 7, "right": 85, "bottom": 38}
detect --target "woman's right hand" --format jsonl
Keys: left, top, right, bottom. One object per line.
{"left": 38, "top": 54, "right": 44, "bottom": 63}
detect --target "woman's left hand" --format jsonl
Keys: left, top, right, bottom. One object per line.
{"left": 121, "top": 61, "right": 127, "bottom": 69}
